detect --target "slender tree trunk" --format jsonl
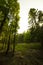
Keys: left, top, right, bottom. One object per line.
{"left": 12, "top": 14, "right": 17, "bottom": 55}
{"left": 13, "top": 33, "right": 16, "bottom": 55}
{"left": 6, "top": 35, "right": 10, "bottom": 54}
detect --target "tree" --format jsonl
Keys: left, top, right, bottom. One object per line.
{"left": 28, "top": 8, "right": 43, "bottom": 43}
{"left": 28, "top": 8, "right": 38, "bottom": 42}
{"left": 28, "top": 8, "right": 43, "bottom": 47}
{"left": 38, "top": 10, "right": 43, "bottom": 22}
{"left": 0, "top": 0, "right": 20, "bottom": 54}
{"left": 38, "top": 11, "right": 43, "bottom": 47}
{"left": 6, "top": 0, "right": 20, "bottom": 54}
{"left": 28, "top": 8, "right": 37, "bottom": 28}
{"left": 0, "top": 0, "right": 9, "bottom": 33}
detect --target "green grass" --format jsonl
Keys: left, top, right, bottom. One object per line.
{"left": 15, "top": 43, "right": 41, "bottom": 52}
{"left": 0, "top": 43, "right": 42, "bottom": 65}
{"left": 0, "top": 43, "right": 41, "bottom": 51}
{"left": 0, "top": 43, "right": 41, "bottom": 52}
{"left": 15, "top": 43, "right": 43, "bottom": 65}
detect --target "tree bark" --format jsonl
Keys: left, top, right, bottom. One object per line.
{"left": 6, "top": 35, "right": 10, "bottom": 54}
{"left": 13, "top": 33, "right": 16, "bottom": 55}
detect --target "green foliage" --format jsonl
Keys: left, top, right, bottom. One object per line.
{"left": 28, "top": 8, "right": 37, "bottom": 27}
{"left": 28, "top": 8, "right": 43, "bottom": 46}
{"left": 0, "top": 0, "right": 20, "bottom": 54}
{"left": 16, "top": 33, "right": 24, "bottom": 43}
{"left": 29, "top": 8, "right": 37, "bottom": 19}
{"left": 15, "top": 43, "right": 41, "bottom": 51}
{"left": 38, "top": 10, "right": 43, "bottom": 22}
{"left": 24, "top": 31, "right": 31, "bottom": 43}
{"left": 0, "top": 0, "right": 20, "bottom": 32}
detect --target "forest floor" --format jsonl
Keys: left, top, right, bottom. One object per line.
{"left": 0, "top": 43, "right": 43, "bottom": 65}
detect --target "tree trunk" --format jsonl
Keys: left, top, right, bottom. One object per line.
{"left": 6, "top": 35, "right": 10, "bottom": 54}
{"left": 13, "top": 33, "right": 16, "bottom": 55}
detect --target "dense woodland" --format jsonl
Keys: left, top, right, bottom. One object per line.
{"left": 0, "top": 0, "right": 43, "bottom": 65}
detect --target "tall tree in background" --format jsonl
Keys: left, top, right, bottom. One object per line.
{"left": 38, "top": 10, "right": 43, "bottom": 47}
{"left": 28, "top": 8, "right": 38, "bottom": 42}
{"left": 28, "top": 8, "right": 37, "bottom": 28}
{"left": 28, "top": 8, "right": 43, "bottom": 46}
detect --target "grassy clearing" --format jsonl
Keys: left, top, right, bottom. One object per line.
{"left": 15, "top": 43, "right": 41, "bottom": 52}
{"left": 15, "top": 43, "right": 43, "bottom": 65}
{"left": 0, "top": 43, "right": 41, "bottom": 52}
{"left": 0, "top": 43, "right": 43, "bottom": 65}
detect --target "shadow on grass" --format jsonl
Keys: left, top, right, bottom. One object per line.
{"left": 0, "top": 49, "right": 43, "bottom": 65}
